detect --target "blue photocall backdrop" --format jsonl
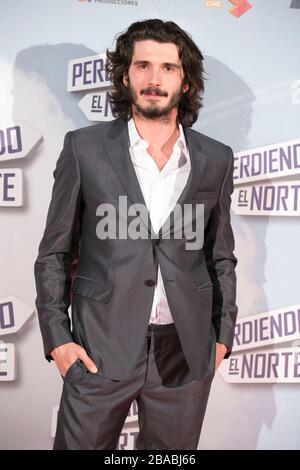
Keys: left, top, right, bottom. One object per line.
{"left": 0, "top": 0, "right": 299, "bottom": 449}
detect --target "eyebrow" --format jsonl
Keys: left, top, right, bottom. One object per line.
{"left": 133, "top": 60, "right": 181, "bottom": 68}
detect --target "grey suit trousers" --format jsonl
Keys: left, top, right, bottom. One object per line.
{"left": 53, "top": 323, "right": 213, "bottom": 450}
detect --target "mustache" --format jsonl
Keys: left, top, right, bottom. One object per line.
{"left": 141, "top": 87, "right": 168, "bottom": 97}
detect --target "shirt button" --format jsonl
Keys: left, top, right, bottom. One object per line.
{"left": 144, "top": 279, "right": 155, "bottom": 287}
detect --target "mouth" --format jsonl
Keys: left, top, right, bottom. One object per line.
{"left": 142, "top": 88, "right": 167, "bottom": 99}
{"left": 144, "top": 94, "right": 162, "bottom": 99}
{"left": 143, "top": 92, "right": 165, "bottom": 100}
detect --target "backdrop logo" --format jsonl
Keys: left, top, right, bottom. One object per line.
{"left": 0, "top": 168, "right": 22, "bottom": 207}
{"left": 67, "top": 54, "right": 110, "bottom": 92}
{"left": 79, "top": 91, "right": 114, "bottom": 121}
{"left": 205, "top": 0, "right": 222, "bottom": 7}
{"left": 232, "top": 139, "right": 300, "bottom": 216}
{"left": 205, "top": 0, "right": 253, "bottom": 17}
{"left": 233, "top": 139, "right": 300, "bottom": 185}
{"left": 77, "top": 0, "right": 139, "bottom": 5}
{"left": 0, "top": 297, "right": 35, "bottom": 381}
{"left": 232, "top": 180, "right": 300, "bottom": 216}
{"left": 0, "top": 121, "right": 42, "bottom": 162}
{"left": 219, "top": 304, "right": 300, "bottom": 383}
{"left": 233, "top": 305, "right": 300, "bottom": 351}
{"left": 228, "top": 0, "right": 252, "bottom": 17}
{"left": 0, "top": 344, "right": 14, "bottom": 381}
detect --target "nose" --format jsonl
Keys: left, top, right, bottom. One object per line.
{"left": 147, "top": 66, "right": 162, "bottom": 87}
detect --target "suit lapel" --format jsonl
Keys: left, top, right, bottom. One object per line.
{"left": 159, "top": 127, "right": 208, "bottom": 237}
{"left": 105, "top": 119, "right": 208, "bottom": 239}
{"left": 177, "top": 127, "right": 208, "bottom": 207}
{"left": 105, "top": 118, "right": 154, "bottom": 236}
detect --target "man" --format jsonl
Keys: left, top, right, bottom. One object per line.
{"left": 34, "top": 19, "right": 238, "bottom": 450}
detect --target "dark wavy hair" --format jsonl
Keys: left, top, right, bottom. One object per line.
{"left": 106, "top": 19, "right": 205, "bottom": 128}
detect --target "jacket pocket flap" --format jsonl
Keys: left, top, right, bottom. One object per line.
{"left": 197, "top": 280, "right": 213, "bottom": 290}
{"left": 71, "top": 276, "right": 112, "bottom": 303}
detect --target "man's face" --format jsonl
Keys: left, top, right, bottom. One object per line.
{"left": 123, "top": 39, "right": 188, "bottom": 120}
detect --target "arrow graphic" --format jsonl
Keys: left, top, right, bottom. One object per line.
{"left": 229, "top": 0, "right": 252, "bottom": 17}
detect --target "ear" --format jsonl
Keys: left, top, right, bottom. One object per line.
{"left": 123, "top": 73, "right": 129, "bottom": 87}
{"left": 183, "top": 83, "right": 189, "bottom": 93}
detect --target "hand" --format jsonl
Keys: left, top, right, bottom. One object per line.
{"left": 215, "top": 342, "right": 228, "bottom": 372}
{"left": 50, "top": 342, "right": 98, "bottom": 378}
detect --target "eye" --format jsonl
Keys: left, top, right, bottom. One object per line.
{"left": 137, "top": 63, "right": 147, "bottom": 69}
{"left": 164, "top": 65, "right": 175, "bottom": 72}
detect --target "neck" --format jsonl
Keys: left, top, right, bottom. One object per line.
{"left": 131, "top": 107, "right": 180, "bottom": 150}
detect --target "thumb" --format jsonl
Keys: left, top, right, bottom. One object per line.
{"left": 78, "top": 350, "right": 98, "bottom": 373}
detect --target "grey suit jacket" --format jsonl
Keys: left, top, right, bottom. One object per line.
{"left": 34, "top": 117, "right": 238, "bottom": 381}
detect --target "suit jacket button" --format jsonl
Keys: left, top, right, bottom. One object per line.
{"left": 144, "top": 279, "right": 155, "bottom": 287}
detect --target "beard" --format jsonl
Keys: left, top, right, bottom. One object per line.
{"left": 128, "top": 83, "right": 184, "bottom": 120}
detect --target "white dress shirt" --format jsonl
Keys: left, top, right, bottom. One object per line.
{"left": 127, "top": 118, "right": 191, "bottom": 324}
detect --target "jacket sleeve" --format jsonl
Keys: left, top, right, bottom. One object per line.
{"left": 34, "top": 131, "right": 82, "bottom": 362}
{"left": 203, "top": 145, "right": 238, "bottom": 358}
